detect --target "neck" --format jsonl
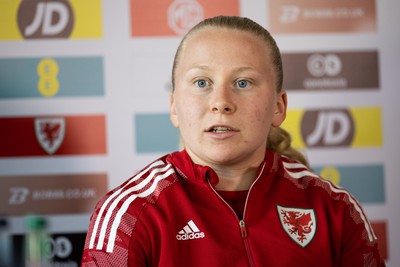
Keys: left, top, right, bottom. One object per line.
{"left": 213, "top": 165, "right": 260, "bottom": 191}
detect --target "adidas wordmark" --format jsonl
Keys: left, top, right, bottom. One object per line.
{"left": 176, "top": 220, "right": 205, "bottom": 240}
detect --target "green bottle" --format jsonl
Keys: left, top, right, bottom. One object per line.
{"left": 25, "top": 215, "right": 50, "bottom": 267}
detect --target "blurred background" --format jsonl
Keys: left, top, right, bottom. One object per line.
{"left": 0, "top": 0, "right": 399, "bottom": 266}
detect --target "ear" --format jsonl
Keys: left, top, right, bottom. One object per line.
{"left": 272, "top": 90, "right": 287, "bottom": 127}
{"left": 170, "top": 93, "right": 179, "bottom": 128}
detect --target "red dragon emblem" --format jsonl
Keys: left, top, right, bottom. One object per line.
{"left": 39, "top": 122, "right": 62, "bottom": 147}
{"left": 35, "top": 118, "right": 65, "bottom": 154}
{"left": 277, "top": 205, "right": 316, "bottom": 247}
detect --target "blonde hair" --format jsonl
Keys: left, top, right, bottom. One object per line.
{"left": 267, "top": 127, "right": 309, "bottom": 167}
{"left": 172, "top": 16, "right": 309, "bottom": 167}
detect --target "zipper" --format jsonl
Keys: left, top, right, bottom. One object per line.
{"left": 239, "top": 220, "right": 254, "bottom": 267}
{"left": 174, "top": 162, "right": 267, "bottom": 266}
{"left": 208, "top": 184, "right": 254, "bottom": 266}
{"left": 239, "top": 220, "right": 247, "bottom": 238}
{"left": 207, "top": 162, "right": 266, "bottom": 267}
{"left": 241, "top": 162, "right": 266, "bottom": 223}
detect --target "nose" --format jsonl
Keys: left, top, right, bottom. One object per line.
{"left": 210, "top": 87, "right": 237, "bottom": 114}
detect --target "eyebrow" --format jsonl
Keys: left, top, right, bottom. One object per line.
{"left": 187, "top": 65, "right": 257, "bottom": 73}
{"left": 187, "top": 65, "right": 209, "bottom": 72}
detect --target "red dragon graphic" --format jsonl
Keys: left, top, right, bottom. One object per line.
{"left": 39, "top": 121, "right": 61, "bottom": 148}
{"left": 281, "top": 210, "right": 313, "bottom": 243}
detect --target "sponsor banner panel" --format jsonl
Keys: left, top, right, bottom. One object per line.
{"left": 282, "top": 51, "right": 379, "bottom": 91}
{"left": 0, "top": 174, "right": 108, "bottom": 216}
{"left": 282, "top": 107, "right": 382, "bottom": 149}
{"left": 130, "top": 0, "right": 239, "bottom": 36}
{"left": 0, "top": 0, "right": 102, "bottom": 40}
{"left": 9, "top": 232, "right": 86, "bottom": 267}
{"left": 371, "top": 221, "right": 388, "bottom": 260}
{"left": 0, "top": 115, "right": 107, "bottom": 157}
{"left": 268, "top": 0, "right": 376, "bottom": 34}
{"left": 313, "top": 164, "right": 385, "bottom": 204}
{"left": 135, "top": 113, "right": 179, "bottom": 153}
{"left": 0, "top": 57, "right": 104, "bottom": 99}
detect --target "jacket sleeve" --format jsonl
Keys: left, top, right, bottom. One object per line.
{"left": 81, "top": 236, "right": 148, "bottom": 267}
{"left": 80, "top": 198, "right": 149, "bottom": 266}
{"left": 339, "top": 204, "right": 385, "bottom": 267}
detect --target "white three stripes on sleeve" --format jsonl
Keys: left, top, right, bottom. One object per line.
{"left": 282, "top": 161, "right": 377, "bottom": 242}
{"left": 96, "top": 164, "right": 172, "bottom": 250}
{"left": 88, "top": 160, "right": 175, "bottom": 252}
{"left": 106, "top": 168, "right": 175, "bottom": 252}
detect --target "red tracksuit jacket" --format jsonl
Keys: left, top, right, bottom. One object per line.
{"left": 81, "top": 150, "right": 385, "bottom": 266}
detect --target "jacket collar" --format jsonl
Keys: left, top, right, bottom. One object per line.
{"left": 166, "top": 149, "right": 278, "bottom": 188}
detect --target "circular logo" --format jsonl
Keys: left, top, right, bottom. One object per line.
{"left": 307, "top": 54, "right": 342, "bottom": 77}
{"left": 301, "top": 109, "right": 354, "bottom": 148}
{"left": 168, "top": 0, "right": 204, "bottom": 35}
{"left": 45, "top": 236, "right": 73, "bottom": 259}
{"left": 320, "top": 166, "right": 341, "bottom": 185}
{"left": 17, "top": 0, "right": 74, "bottom": 39}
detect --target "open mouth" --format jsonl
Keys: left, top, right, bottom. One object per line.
{"left": 207, "top": 126, "right": 236, "bottom": 133}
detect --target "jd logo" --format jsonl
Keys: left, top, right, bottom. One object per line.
{"left": 168, "top": 0, "right": 204, "bottom": 35}
{"left": 301, "top": 109, "right": 354, "bottom": 147}
{"left": 17, "top": 0, "right": 74, "bottom": 39}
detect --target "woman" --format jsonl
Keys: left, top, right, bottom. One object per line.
{"left": 81, "top": 16, "right": 384, "bottom": 266}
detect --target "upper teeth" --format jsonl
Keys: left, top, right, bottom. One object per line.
{"left": 212, "top": 126, "right": 232, "bottom": 132}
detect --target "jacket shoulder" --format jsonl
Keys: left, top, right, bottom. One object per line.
{"left": 84, "top": 155, "right": 178, "bottom": 254}
{"left": 279, "top": 154, "right": 356, "bottom": 203}
{"left": 279, "top": 155, "right": 377, "bottom": 244}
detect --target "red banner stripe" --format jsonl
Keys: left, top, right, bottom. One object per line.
{"left": 0, "top": 115, "right": 107, "bottom": 157}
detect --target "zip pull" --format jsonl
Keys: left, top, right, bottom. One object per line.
{"left": 239, "top": 220, "right": 248, "bottom": 239}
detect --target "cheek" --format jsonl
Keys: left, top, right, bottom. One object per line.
{"left": 251, "top": 101, "right": 276, "bottom": 127}
{"left": 175, "top": 99, "right": 201, "bottom": 126}
{"left": 253, "top": 99, "right": 273, "bottom": 119}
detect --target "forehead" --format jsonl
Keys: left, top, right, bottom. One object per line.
{"left": 184, "top": 27, "right": 268, "bottom": 51}
{"left": 178, "top": 27, "right": 272, "bottom": 69}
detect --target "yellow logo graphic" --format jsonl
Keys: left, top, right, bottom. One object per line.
{"left": 319, "top": 166, "right": 341, "bottom": 185}
{"left": 0, "top": 0, "right": 102, "bottom": 40}
{"left": 37, "top": 58, "right": 59, "bottom": 97}
{"left": 281, "top": 107, "right": 382, "bottom": 148}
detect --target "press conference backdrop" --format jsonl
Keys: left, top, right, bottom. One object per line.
{"left": 0, "top": 0, "right": 398, "bottom": 266}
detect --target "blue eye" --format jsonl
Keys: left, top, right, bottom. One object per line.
{"left": 236, "top": 80, "right": 249, "bottom": 88}
{"left": 195, "top": 79, "right": 208, "bottom": 88}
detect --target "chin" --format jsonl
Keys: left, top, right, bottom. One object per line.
{"left": 205, "top": 151, "right": 242, "bottom": 165}
{"left": 188, "top": 145, "right": 244, "bottom": 166}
